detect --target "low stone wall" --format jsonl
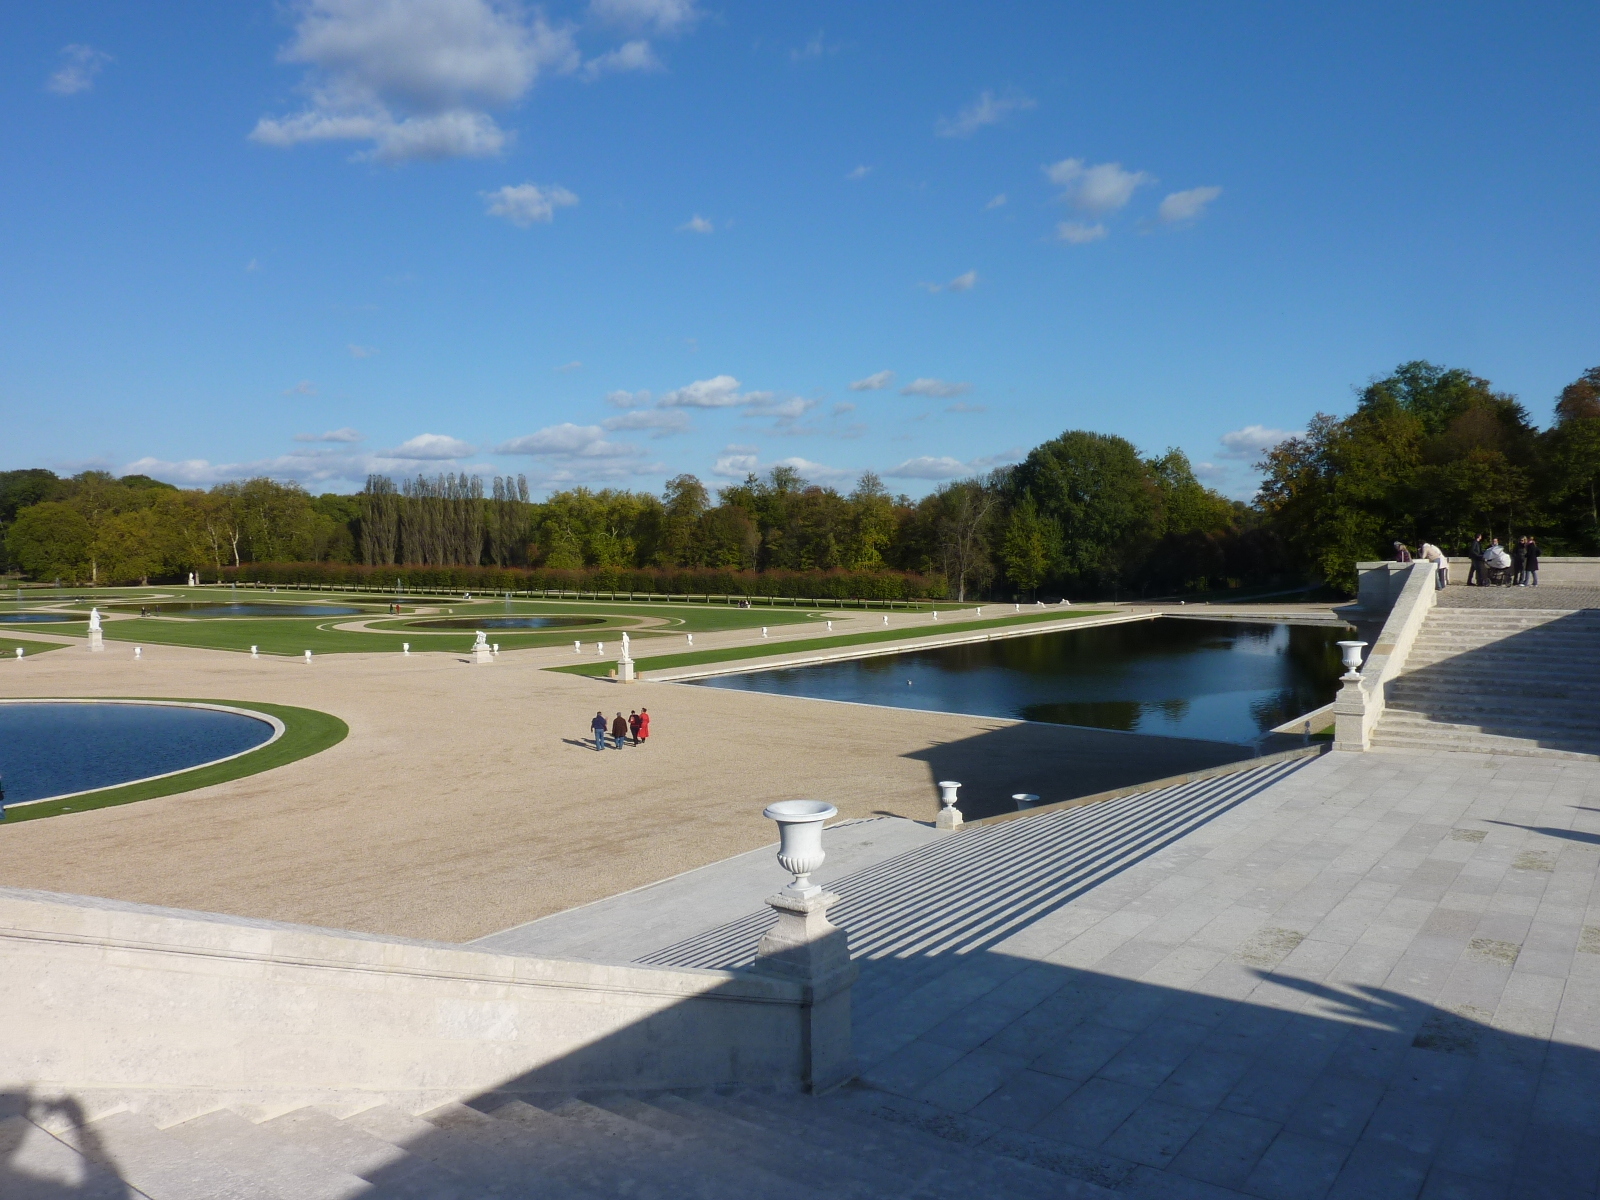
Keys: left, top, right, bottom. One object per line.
{"left": 1336, "top": 561, "right": 1436, "bottom": 751}
{"left": 0, "top": 887, "right": 813, "bottom": 1122}
{"left": 1358, "top": 557, "right": 1600, "bottom": 611}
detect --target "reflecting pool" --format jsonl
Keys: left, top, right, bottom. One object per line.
{"left": 404, "top": 616, "right": 604, "bottom": 631}
{"left": 0, "top": 613, "right": 87, "bottom": 623}
{"left": 690, "top": 618, "right": 1347, "bottom": 746}
{"left": 109, "top": 603, "right": 365, "bottom": 617}
{"left": 0, "top": 702, "right": 275, "bottom": 805}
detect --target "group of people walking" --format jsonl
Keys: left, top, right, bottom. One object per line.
{"left": 591, "top": 708, "right": 650, "bottom": 750}
{"left": 1392, "top": 535, "right": 1541, "bottom": 588}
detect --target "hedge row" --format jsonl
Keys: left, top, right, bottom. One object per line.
{"left": 216, "top": 562, "right": 948, "bottom": 601}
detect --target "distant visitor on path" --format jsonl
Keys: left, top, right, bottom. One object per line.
{"left": 611, "top": 712, "right": 628, "bottom": 749}
{"left": 1511, "top": 537, "right": 1526, "bottom": 587}
{"left": 1466, "top": 534, "right": 1485, "bottom": 586}
{"left": 628, "top": 710, "right": 642, "bottom": 745}
{"left": 1524, "top": 536, "right": 1540, "bottom": 586}
{"left": 639, "top": 707, "right": 650, "bottom": 743}
{"left": 1392, "top": 541, "right": 1412, "bottom": 562}
{"left": 590, "top": 711, "right": 607, "bottom": 752}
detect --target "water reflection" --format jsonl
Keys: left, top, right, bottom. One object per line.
{"left": 692, "top": 618, "right": 1346, "bottom": 746}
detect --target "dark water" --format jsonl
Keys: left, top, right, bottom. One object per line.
{"left": 0, "top": 702, "right": 274, "bottom": 804}
{"left": 405, "top": 616, "right": 603, "bottom": 630}
{"left": 692, "top": 618, "right": 1347, "bottom": 746}
{"left": 109, "top": 603, "right": 364, "bottom": 617}
{"left": 0, "top": 612, "right": 86, "bottom": 623}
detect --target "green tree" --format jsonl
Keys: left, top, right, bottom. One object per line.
{"left": 999, "top": 493, "right": 1057, "bottom": 597}
{"left": 6, "top": 502, "right": 92, "bottom": 582}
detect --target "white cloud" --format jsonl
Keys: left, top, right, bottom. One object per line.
{"left": 556, "top": 360, "right": 583, "bottom": 372}
{"left": 605, "top": 388, "right": 651, "bottom": 408}
{"left": 832, "top": 401, "right": 856, "bottom": 416}
{"left": 850, "top": 370, "right": 894, "bottom": 391}
{"left": 1044, "top": 158, "right": 1153, "bottom": 213}
{"left": 384, "top": 432, "right": 475, "bottom": 459}
{"left": 1193, "top": 461, "right": 1227, "bottom": 483}
{"left": 348, "top": 343, "right": 379, "bottom": 357}
{"left": 900, "top": 378, "right": 971, "bottom": 398}
{"left": 47, "top": 45, "right": 112, "bottom": 95}
{"left": 713, "top": 445, "right": 760, "bottom": 477}
{"left": 601, "top": 409, "right": 690, "bottom": 438}
{"left": 496, "top": 423, "right": 640, "bottom": 458}
{"left": 678, "top": 214, "right": 713, "bottom": 233}
{"left": 985, "top": 193, "right": 1007, "bottom": 210}
{"left": 1219, "top": 424, "right": 1297, "bottom": 460}
{"left": 884, "top": 448, "right": 1018, "bottom": 480}
{"left": 122, "top": 440, "right": 480, "bottom": 488}
{"left": 1056, "top": 221, "right": 1107, "bottom": 245}
{"left": 283, "top": 381, "right": 318, "bottom": 396}
{"left": 920, "top": 270, "right": 978, "bottom": 294}
{"left": 294, "top": 427, "right": 363, "bottom": 443}
{"left": 846, "top": 164, "right": 872, "bottom": 181}
{"left": 249, "top": 0, "right": 580, "bottom": 162}
{"left": 936, "top": 90, "right": 1035, "bottom": 138}
{"left": 589, "top": 0, "right": 699, "bottom": 36}
{"left": 771, "top": 456, "right": 854, "bottom": 483}
{"left": 245, "top": 258, "right": 261, "bottom": 272}
{"left": 658, "top": 375, "right": 749, "bottom": 408}
{"left": 581, "top": 39, "right": 660, "bottom": 79}
{"left": 1158, "top": 185, "right": 1223, "bottom": 223}
{"left": 484, "top": 182, "right": 579, "bottom": 225}
{"left": 791, "top": 31, "right": 830, "bottom": 61}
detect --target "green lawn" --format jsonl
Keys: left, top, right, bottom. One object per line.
{"left": 0, "top": 636, "right": 70, "bottom": 658}
{"left": 551, "top": 608, "right": 1115, "bottom": 677}
{"left": 0, "top": 698, "right": 347, "bottom": 823}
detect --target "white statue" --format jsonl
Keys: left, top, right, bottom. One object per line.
{"left": 621, "top": 631, "right": 631, "bottom": 659}
{"left": 88, "top": 607, "right": 101, "bottom": 632}
{"left": 473, "top": 630, "right": 487, "bottom": 649}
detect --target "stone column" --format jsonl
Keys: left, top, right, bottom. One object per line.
{"left": 752, "top": 890, "right": 857, "bottom": 1094}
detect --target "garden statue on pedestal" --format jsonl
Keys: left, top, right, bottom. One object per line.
{"left": 87, "top": 607, "right": 104, "bottom": 652}
{"left": 472, "top": 630, "right": 493, "bottom": 664}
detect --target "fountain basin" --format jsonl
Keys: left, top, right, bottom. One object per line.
{"left": 401, "top": 616, "right": 605, "bottom": 631}
{"left": 0, "top": 612, "right": 87, "bottom": 623}
{"left": 0, "top": 700, "right": 279, "bottom": 806}
{"left": 108, "top": 603, "right": 366, "bottom": 618}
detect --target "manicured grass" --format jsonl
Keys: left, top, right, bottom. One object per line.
{"left": 550, "top": 608, "right": 1114, "bottom": 678}
{"left": 0, "top": 698, "right": 348, "bottom": 823}
{"left": 0, "top": 636, "right": 69, "bottom": 658}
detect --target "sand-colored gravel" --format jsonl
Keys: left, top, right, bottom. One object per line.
{"left": 0, "top": 613, "right": 1256, "bottom": 942}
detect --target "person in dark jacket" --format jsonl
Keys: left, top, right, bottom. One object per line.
{"left": 1511, "top": 537, "right": 1526, "bottom": 586}
{"left": 628, "top": 710, "right": 642, "bottom": 745}
{"left": 590, "top": 711, "right": 607, "bottom": 752}
{"left": 1524, "top": 537, "right": 1540, "bottom": 586}
{"left": 610, "top": 712, "right": 628, "bottom": 749}
{"left": 1466, "top": 535, "right": 1485, "bottom": 586}
{"left": 1392, "top": 541, "right": 1412, "bottom": 562}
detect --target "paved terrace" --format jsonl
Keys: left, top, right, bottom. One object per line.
{"left": 521, "top": 748, "right": 1600, "bottom": 1198}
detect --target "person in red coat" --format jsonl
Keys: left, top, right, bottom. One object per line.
{"left": 638, "top": 708, "right": 651, "bottom": 744}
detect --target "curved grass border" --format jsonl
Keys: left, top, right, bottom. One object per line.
{"left": 0, "top": 698, "right": 348, "bottom": 824}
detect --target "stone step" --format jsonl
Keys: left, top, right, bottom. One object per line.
{"left": 259, "top": 1106, "right": 473, "bottom": 1200}
{"left": 416, "top": 1100, "right": 614, "bottom": 1199}
{"left": 66, "top": 1111, "right": 285, "bottom": 1200}
{"left": 0, "top": 1113, "right": 144, "bottom": 1200}
{"left": 1372, "top": 721, "right": 1600, "bottom": 760}
{"left": 1379, "top": 708, "right": 1600, "bottom": 738}
{"left": 1401, "top": 654, "right": 1600, "bottom": 675}
{"left": 160, "top": 1110, "right": 373, "bottom": 1200}
{"left": 601, "top": 1092, "right": 898, "bottom": 1198}
{"left": 342, "top": 1102, "right": 550, "bottom": 1196}
{"left": 1389, "top": 679, "right": 1600, "bottom": 703}
{"left": 1385, "top": 699, "right": 1600, "bottom": 731}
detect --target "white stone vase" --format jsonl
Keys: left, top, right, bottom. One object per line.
{"left": 764, "top": 799, "right": 838, "bottom": 899}
{"left": 1336, "top": 640, "right": 1367, "bottom": 681}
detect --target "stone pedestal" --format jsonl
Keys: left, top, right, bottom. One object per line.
{"left": 752, "top": 890, "right": 857, "bottom": 1094}
{"left": 473, "top": 644, "right": 493, "bottom": 664}
{"left": 617, "top": 658, "right": 636, "bottom": 682}
{"left": 88, "top": 629, "right": 104, "bottom": 653}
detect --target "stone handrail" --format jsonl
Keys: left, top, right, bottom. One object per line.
{"left": 0, "top": 886, "right": 838, "bottom": 1121}
{"left": 1358, "top": 556, "right": 1600, "bottom": 611}
{"left": 1335, "top": 560, "right": 1437, "bottom": 751}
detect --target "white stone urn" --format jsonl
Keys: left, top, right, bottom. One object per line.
{"left": 764, "top": 799, "right": 837, "bottom": 899}
{"left": 1336, "top": 640, "right": 1368, "bottom": 681}
{"left": 1013, "top": 792, "right": 1040, "bottom": 811}
{"left": 936, "top": 781, "right": 963, "bottom": 830}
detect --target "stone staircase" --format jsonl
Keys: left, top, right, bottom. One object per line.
{"left": 1373, "top": 606, "right": 1600, "bottom": 758}
{"left": 5, "top": 1083, "right": 1116, "bottom": 1199}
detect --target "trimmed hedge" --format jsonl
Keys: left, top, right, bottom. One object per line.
{"left": 216, "top": 562, "right": 947, "bottom": 601}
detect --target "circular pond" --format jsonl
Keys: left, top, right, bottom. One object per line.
{"left": 0, "top": 701, "right": 276, "bottom": 805}
{"left": 403, "top": 615, "right": 604, "bottom": 631}
{"left": 109, "top": 602, "right": 365, "bottom": 618}
{"left": 0, "top": 612, "right": 87, "bottom": 623}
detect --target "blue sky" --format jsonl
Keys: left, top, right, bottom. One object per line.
{"left": 3, "top": 1, "right": 1597, "bottom": 500}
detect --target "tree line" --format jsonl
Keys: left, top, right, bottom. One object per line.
{"left": 6, "top": 360, "right": 1596, "bottom": 597}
